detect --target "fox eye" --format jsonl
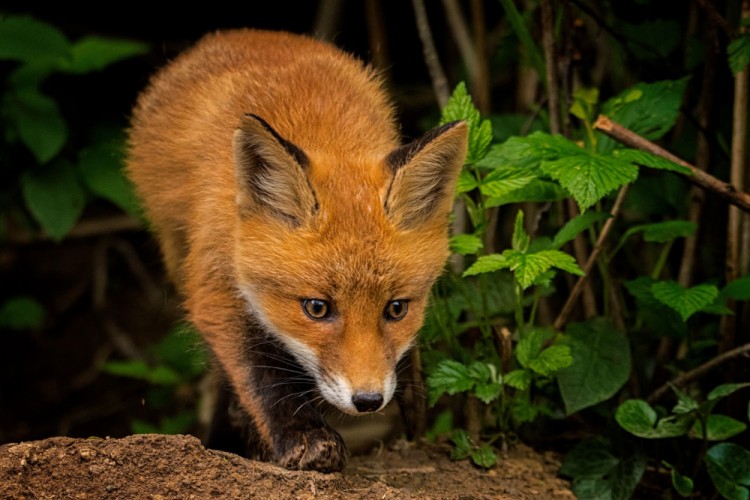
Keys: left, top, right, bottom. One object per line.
{"left": 384, "top": 300, "right": 408, "bottom": 321}
{"left": 302, "top": 299, "right": 331, "bottom": 320}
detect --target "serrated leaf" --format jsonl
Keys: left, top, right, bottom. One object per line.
{"left": 0, "top": 16, "right": 71, "bottom": 63}
{"left": 541, "top": 152, "right": 638, "bottom": 212}
{"left": 705, "top": 443, "right": 750, "bottom": 500}
{"left": 450, "top": 234, "right": 483, "bottom": 255}
{"left": 670, "top": 384, "right": 699, "bottom": 414}
{"left": 463, "top": 253, "right": 511, "bottom": 277}
{"left": 450, "top": 429, "right": 473, "bottom": 460}
{"left": 728, "top": 33, "right": 750, "bottom": 75}
{"left": 612, "top": 148, "right": 692, "bottom": 175}
{"left": 456, "top": 169, "right": 478, "bottom": 193}
{"left": 426, "top": 360, "right": 474, "bottom": 405}
{"left": 552, "top": 211, "right": 611, "bottom": 249}
{"left": 652, "top": 281, "right": 719, "bottom": 321}
{"left": 516, "top": 328, "right": 554, "bottom": 368}
{"left": 62, "top": 36, "right": 148, "bottom": 74}
{"left": 474, "top": 382, "right": 503, "bottom": 404}
{"left": 615, "top": 399, "right": 693, "bottom": 438}
{"left": 623, "top": 220, "right": 697, "bottom": 244}
{"left": 693, "top": 415, "right": 747, "bottom": 441}
{"left": 78, "top": 142, "right": 140, "bottom": 216}
{"left": 511, "top": 398, "right": 541, "bottom": 423}
{"left": 0, "top": 297, "right": 45, "bottom": 330}
{"left": 600, "top": 78, "right": 689, "bottom": 148}
{"left": 557, "top": 318, "right": 631, "bottom": 414}
{"left": 510, "top": 250, "right": 583, "bottom": 289}
{"left": 440, "top": 82, "right": 491, "bottom": 163}
{"left": 512, "top": 210, "right": 529, "bottom": 252}
{"left": 21, "top": 161, "right": 86, "bottom": 241}
{"left": 8, "top": 89, "right": 68, "bottom": 163}
{"left": 504, "top": 369, "right": 531, "bottom": 390}
{"left": 479, "top": 169, "right": 537, "bottom": 198}
{"left": 485, "top": 178, "right": 567, "bottom": 207}
{"left": 529, "top": 345, "right": 573, "bottom": 376}
{"left": 570, "top": 87, "right": 599, "bottom": 122}
{"left": 471, "top": 444, "right": 497, "bottom": 469}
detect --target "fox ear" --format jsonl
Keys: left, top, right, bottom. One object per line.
{"left": 384, "top": 121, "right": 468, "bottom": 229}
{"left": 233, "top": 114, "right": 317, "bottom": 225}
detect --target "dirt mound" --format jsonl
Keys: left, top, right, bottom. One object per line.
{"left": 0, "top": 434, "right": 573, "bottom": 499}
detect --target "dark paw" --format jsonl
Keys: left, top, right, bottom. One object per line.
{"left": 275, "top": 426, "right": 347, "bottom": 472}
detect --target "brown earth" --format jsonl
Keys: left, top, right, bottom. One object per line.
{"left": 0, "top": 434, "right": 573, "bottom": 499}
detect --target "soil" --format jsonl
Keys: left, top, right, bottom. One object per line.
{"left": 0, "top": 434, "right": 573, "bottom": 499}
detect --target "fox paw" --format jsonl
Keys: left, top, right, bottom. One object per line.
{"left": 275, "top": 427, "right": 347, "bottom": 472}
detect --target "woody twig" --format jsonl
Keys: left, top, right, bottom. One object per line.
{"left": 594, "top": 115, "right": 750, "bottom": 213}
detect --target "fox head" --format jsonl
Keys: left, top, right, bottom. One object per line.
{"left": 232, "top": 114, "right": 467, "bottom": 415}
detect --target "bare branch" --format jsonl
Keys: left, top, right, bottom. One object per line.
{"left": 411, "top": 0, "right": 451, "bottom": 107}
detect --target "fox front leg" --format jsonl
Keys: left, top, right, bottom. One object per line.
{"left": 243, "top": 334, "right": 348, "bottom": 472}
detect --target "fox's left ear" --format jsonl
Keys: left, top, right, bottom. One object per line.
{"left": 384, "top": 121, "right": 468, "bottom": 229}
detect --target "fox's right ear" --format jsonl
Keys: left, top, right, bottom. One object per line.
{"left": 233, "top": 114, "right": 318, "bottom": 226}
{"left": 384, "top": 121, "right": 468, "bottom": 230}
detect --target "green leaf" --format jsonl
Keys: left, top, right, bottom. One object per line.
{"left": 670, "top": 384, "right": 699, "bottom": 414}
{"left": 150, "top": 322, "right": 206, "bottom": 379}
{"left": 440, "top": 82, "right": 491, "bottom": 163}
{"left": 529, "top": 345, "right": 573, "bottom": 376}
{"left": 557, "top": 318, "right": 631, "bottom": 414}
{"left": 463, "top": 253, "right": 511, "bottom": 277}
{"left": 511, "top": 398, "right": 541, "bottom": 423}
{"left": 504, "top": 369, "right": 531, "bottom": 390}
{"left": 693, "top": 415, "right": 747, "bottom": 441}
{"left": 426, "top": 360, "right": 474, "bottom": 405}
{"left": 600, "top": 78, "right": 689, "bottom": 149}
{"left": 707, "top": 383, "right": 750, "bottom": 401}
{"left": 0, "top": 297, "right": 45, "bottom": 330}
{"left": 474, "top": 381, "right": 503, "bottom": 404}
{"left": 62, "top": 36, "right": 148, "bottom": 74}
{"left": 0, "top": 16, "right": 71, "bottom": 63}
{"left": 560, "top": 437, "right": 619, "bottom": 479}
{"left": 623, "top": 220, "right": 697, "bottom": 244}
{"left": 21, "top": 161, "right": 86, "bottom": 241}
{"left": 516, "top": 328, "right": 554, "bottom": 368}
{"left": 570, "top": 87, "right": 599, "bottom": 122}
{"left": 8, "top": 89, "right": 68, "bottom": 163}
{"left": 456, "top": 169, "right": 478, "bottom": 193}
{"left": 652, "top": 281, "right": 719, "bottom": 321}
{"left": 706, "top": 443, "right": 750, "bottom": 500}
{"left": 479, "top": 168, "right": 537, "bottom": 199}
{"left": 667, "top": 464, "right": 694, "bottom": 497}
{"left": 450, "top": 429, "right": 473, "bottom": 460}
{"left": 103, "top": 360, "right": 181, "bottom": 385}
{"left": 612, "top": 148, "right": 692, "bottom": 176}
{"left": 561, "top": 437, "right": 646, "bottom": 500}
{"left": 78, "top": 142, "right": 141, "bottom": 216}
{"left": 721, "top": 276, "right": 750, "bottom": 301}
{"left": 471, "top": 444, "right": 497, "bottom": 469}
{"left": 541, "top": 151, "right": 638, "bottom": 212}
{"left": 511, "top": 210, "right": 529, "bottom": 252}
{"left": 615, "top": 399, "right": 693, "bottom": 438}
{"left": 485, "top": 179, "right": 567, "bottom": 207}
{"left": 450, "top": 234, "right": 483, "bottom": 256}
{"left": 552, "top": 211, "right": 611, "bottom": 249}
{"left": 510, "top": 250, "right": 583, "bottom": 289}
{"left": 728, "top": 33, "right": 750, "bottom": 75}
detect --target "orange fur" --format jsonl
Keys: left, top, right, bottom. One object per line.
{"left": 127, "top": 29, "right": 467, "bottom": 469}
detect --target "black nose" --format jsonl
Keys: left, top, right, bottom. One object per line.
{"left": 352, "top": 392, "right": 384, "bottom": 413}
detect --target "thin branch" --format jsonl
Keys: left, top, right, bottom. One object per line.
{"left": 647, "top": 342, "right": 750, "bottom": 403}
{"left": 554, "top": 186, "right": 629, "bottom": 331}
{"left": 594, "top": 115, "right": 750, "bottom": 213}
{"left": 6, "top": 214, "right": 141, "bottom": 244}
{"left": 442, "top": 0, "right": 480, "bottom": 90}
{"left": 540, "top": 0, "right": 561, "bottom": 134}
{"left": 411, "top": 0, "right": 450, "bottom": 107}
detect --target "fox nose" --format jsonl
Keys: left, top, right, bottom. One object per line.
{"left": 352, "top": 392, "right": 384, "bottom": 413}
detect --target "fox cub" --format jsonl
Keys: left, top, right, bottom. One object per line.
{"left": 126, "top": 29, "right": 467, "bottom": 471}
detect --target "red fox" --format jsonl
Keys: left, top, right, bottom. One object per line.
{"left": 126, "top": 29, "right": 467, "bottom": 471}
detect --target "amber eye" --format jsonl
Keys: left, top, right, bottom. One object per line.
{"left": 302, "top": 299, "right": 331, "bottom": 320}
{"left": 384, "top": 300, "right": 408, "bottom": 321}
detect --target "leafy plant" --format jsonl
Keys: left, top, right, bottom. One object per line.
{"left": 0, "top": 15, "right": 147, "bottom": 241}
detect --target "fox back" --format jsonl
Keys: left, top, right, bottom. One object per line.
{"left": 127, "top": 29, "right": 467, "bottom": 471}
